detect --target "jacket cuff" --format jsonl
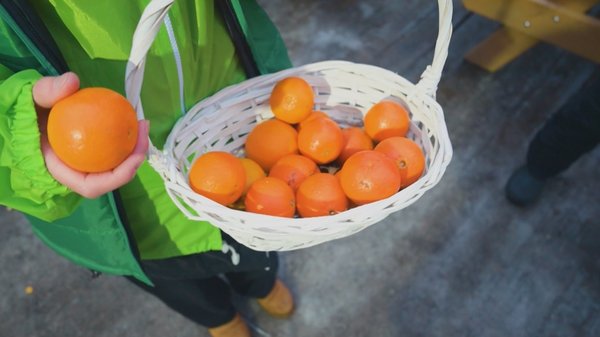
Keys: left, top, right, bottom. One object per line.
{"left": 1, "top": 70, "right": 80, "bottom": 220}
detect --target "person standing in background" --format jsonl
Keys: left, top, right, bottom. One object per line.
{"left": 505, "top": 72, "right": 600, "bottom": 207}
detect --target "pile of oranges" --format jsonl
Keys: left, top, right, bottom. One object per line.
{"left": 189, "top": 77, "right": 425, "bottom": 218}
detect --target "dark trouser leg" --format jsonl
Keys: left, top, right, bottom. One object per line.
{"left": 527, "top": 76, "right": 600, "bottom": 179}
{"left": 222, "top": 237, "right": 278, "bottom": 298}
{"left": 225, "top": 253, "right": 277, "bottom": 298}
{"left": 126, "top": 233, "right": 278, "bottom": 328}
{"left": 127, "top": 275, "right": 236, "bottom": 328}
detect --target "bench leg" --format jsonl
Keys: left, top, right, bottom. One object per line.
{"left": 463, "top": 0, "right": 600, "bottom": 72}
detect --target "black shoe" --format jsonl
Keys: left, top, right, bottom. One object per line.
{"left": 505, "top": 166, "right": 546, "bottom": 207}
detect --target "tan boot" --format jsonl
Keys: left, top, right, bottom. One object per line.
{"left": 257, "top": 279, "right": 294, "bottom": 318}
{"left": 208, "top": 314, "right": 251, "bottom": 337}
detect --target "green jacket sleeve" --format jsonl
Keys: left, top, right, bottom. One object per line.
{"left": 0, "top": 66, "right": 81, "bottom": 221}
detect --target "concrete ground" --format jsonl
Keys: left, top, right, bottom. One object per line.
{"left": 2, "top": 1, "right": 600, "bottom": 336}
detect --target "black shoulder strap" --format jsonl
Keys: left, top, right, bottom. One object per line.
{"left": 215, "top": 0, "right": 261, "bottom": 78}
{"left": 0, "top": 0, "right": 68, "bottom": 74}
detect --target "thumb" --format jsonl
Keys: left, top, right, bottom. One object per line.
{"left": 33, "top": 72, "right": 80, "bottom": 109}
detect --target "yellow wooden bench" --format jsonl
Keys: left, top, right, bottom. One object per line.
{"left": 463, "top": 0, "right": 600, "bottom": 72}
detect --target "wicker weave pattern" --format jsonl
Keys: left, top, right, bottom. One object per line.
{"left": 126, "top": 1, "right": 454, "bottom": 251}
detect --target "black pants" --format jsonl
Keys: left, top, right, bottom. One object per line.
{"left": 527, "top": 74, "right": 600, "bottom": 179}
{"left": 127, "top": 233, "right": 278, "bottom": 328}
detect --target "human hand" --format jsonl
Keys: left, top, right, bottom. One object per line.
{"left": 33, "top": 72, "right": 149, "bottom": 198}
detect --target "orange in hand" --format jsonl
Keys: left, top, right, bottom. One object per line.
{"left": 269, "top": 154, "right": 318, "bottom": 191}
{"left": 374, "top": 137, "right": 425, "bottom": 188}
{"left": 47, "top": 87, "right": 138, "bottom": 173}
{"left": 297, "top": 116, "right": 344, "bottom": 165}
{"left": 296, "top": 173, "right": 348, "bottom": 218}
{"left": 189, "top": 151, "right": 246, "bottom": 206}
{"left": 338, "top": 150, "right": 401, "bottom": 205}
{"left": 244, "top": 177, "right": 296, "bottom": 217}
{"left": 364, "top": 100, "right": 410, "bottom": 142}
{"left": 244, "top": 119, "right": 298, "bottom": 171}
{"left": 337, "top": 127, "right": 374, "bottom": 164}
{"left": 270, "top": 77, "right": 314, "bottom": 124}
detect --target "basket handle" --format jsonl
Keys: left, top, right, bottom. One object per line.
{"left": 125, "top": 0, "right": 175, "bottom": 167}
{"left": 415, "top": 0, "right": 453, "bottom": 99}
{"left": 124, "top": 0, "right": 453, "bottom": 152}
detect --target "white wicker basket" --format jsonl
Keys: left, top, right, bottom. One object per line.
{"left": 125, "top": 0, "right": 454, "bottom": 251}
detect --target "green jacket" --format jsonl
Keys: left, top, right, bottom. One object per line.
{"left": 0, "top": 0, "right": 291, "bottom": 284}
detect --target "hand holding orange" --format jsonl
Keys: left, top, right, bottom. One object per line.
{"left": 47, "top": 87, "right": 139, "bottom": 173}
{"left": 34, "top": 73, "right": 148, "bottom": 199}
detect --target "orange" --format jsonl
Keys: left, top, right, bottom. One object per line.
{"left": 270, "top": 77, "right": 314, "bottom": 124}
{"left": 363, "top": 100, "right": 411, "bottom": 142}
{"left": 374, "top": 137, "right": 425, "bottom": 188}
{"left": 297, "top": 116, "right": 344, "bottom": 164}
{"left": 189, "top": 151, "right": 246, "bottom": 206}
{"left": 269, "top": 154, "right": 318, "bottom": 191}
{"left": 338, "top": 150, "right": 401, "bottom": 205}
{"left": 244, "top": 119, "right": 298, "bottom": 171}
{"left": 240, "top": 158, "right": 266, "bottom": 195}
{"left": 297, "top": 110, "right": 330, "bottom": 131}
{"left": 47, "top": 87, "right": 138, "bottom": 173}
{"left": 244, "top": 177, "right": 296, "bottom": 217}
{"left": 296, "top": 173, "right": 348, "bottom": 217}
{"left": 337, "top": 127, "right": 374, "bottom": 164}
{"left": 334, "top": 169, "right": 342, "bottom": 180}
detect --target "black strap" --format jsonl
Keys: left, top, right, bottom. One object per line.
{"left": 0, "top": 0, "right": 69, "bottom": 74}
{"left": 215, "top": 0, "right": 261, "bottom": 78}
